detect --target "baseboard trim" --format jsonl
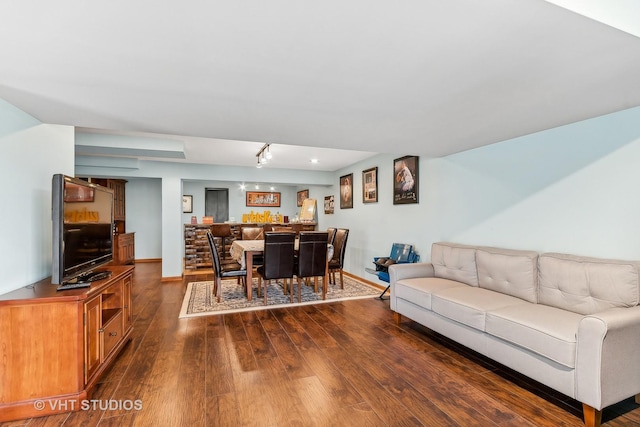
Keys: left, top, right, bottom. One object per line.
{"left": 343, "top": 271, "right": 386, "bottom": 291}
{"left": 134, "top": 258, "right": 162, "bottom": 263}
{"left": 161, "top": 276, "right": 183, "bottom": 282}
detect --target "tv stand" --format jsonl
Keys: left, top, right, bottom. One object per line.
{"left": 0, "top": 265, "right": 134, "bottom": 422}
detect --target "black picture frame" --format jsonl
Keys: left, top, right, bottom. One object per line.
{"left": 362, "top": 167, "right": 378, "bottom": 203}
{"left": 339, "top": 173, "right": 353, "bottom": 209}
{"left": 182, "top": 195, "right": 193, "bottom": 213}
{"left": 324, "top": 195, "right": 334, "bottom": 214}
{"left": 393, "top": 155, "right": 419, "bottom": 205}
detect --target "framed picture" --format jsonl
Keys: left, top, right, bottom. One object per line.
{"left": 297, "top": 189, "right": 309, "bottom": 207}
{"left": 340, "top": 173, "right": 353, "bottom": 209}
{"left": 393, "top": 155, "right": 419, "bottom": 205}
{"left": 324, "top": 195, "right": 334, "bottom": 214}
{"left": 182, "top": 195, "right": 193, "bottom": 213}
{"left": 362, "top": 167, "right": 378, "bottom": 203}
{"left": 246, "top": 191, "right": 281, "bottom": 207}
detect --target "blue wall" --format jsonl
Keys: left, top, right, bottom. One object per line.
{"left": 2, "top": 96, "right": 640, "bottom": 292}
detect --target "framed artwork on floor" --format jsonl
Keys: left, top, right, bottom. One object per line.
{"left": 340, "top": 173, "right": 353, "bottom": 209}
{"left": 362, "top": 167, "right": 378, "bottom": 203}
{"left": 393, "top": 155, "right": 419, "bottom": 205}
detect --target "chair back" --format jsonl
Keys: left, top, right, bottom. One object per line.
{"left": 210, "top": 223, "right": 232, "bottom": 237}
{"left": 297, "top": 231, "right": 329, "bottom": 278}
{"left": 326, "top": 227, "right": 337, "bottom": 245}
{"left": 262, "top": 232, "right": 295, "bottom": 280}
{"left": 206, "top": 231, "right": 222, "bottom": 277}
{"left": 331, "top": 228, "right": 349, "bottom": 267}
{"left": 241, "top": 226, "right": 264, "bottom": 240}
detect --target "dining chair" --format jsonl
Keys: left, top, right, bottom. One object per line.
{"left": 256, "top": 232, "right": 296, "bottom": 305}
{"left": 206, "top": 232, "right": 247, "bottom": 303}
{"left": 295, "top": 231, "right": 329, "bottom": 302}
{"left": 241, "top": 226, "right": 264, "bottom": 240}
{"left": 210, "top": 223, "right": 234, "bottom": 259}
{"left": 328, "top": 228, "right": 349, "bottom": 288}
{"left": 326, "top": 227, "right": 337, "bottom": 245}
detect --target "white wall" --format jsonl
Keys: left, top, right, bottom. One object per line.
{"left": 0, "top": 99, "right": 74, "bottom": 294}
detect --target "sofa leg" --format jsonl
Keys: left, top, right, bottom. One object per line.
{"left": 582, "top": 404, "right": 602, "bottom": 427}
{"left": 393, "top": 311, "right": 402, "bottom": 324}
{"left": 636, "top": 393, "right": 640, "bottom": 405}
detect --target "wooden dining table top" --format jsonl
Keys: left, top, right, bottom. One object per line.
{"left": 230, "top": 239, "right": 333, "bottom": 270}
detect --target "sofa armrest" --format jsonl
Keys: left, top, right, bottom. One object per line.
{"left": 389, "top": 262, "right": 435, "bottom": 284}
{"left": 575, "top": 305, "right": 640, "bottom": 409}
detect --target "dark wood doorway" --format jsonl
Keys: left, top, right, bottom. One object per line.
{"left": 205, "top": 188, "right": 229, "bottom": 223}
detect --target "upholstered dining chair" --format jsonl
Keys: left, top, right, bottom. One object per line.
{"left": 206, "top": 232, "right": 247, "bottom": 303}
{"left": 241, "top": 226, "right": 264, "bottom": 240}
{"left": 294, "top": 231, "right": 329, "bottom": 302}
{"left": 210, "top": 223, "right": 234, "bottom": 259}
{"left": 328, "top": 228, "right": 349, "bottom": 288}
{"left": 256, "top": 232, "right": 296, "bottom": 305}
{"left": 326, "top": 227, "right": 337, "bottom": 245}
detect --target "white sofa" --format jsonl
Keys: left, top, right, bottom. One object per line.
{"left": 390, "top": 242, "right": 640, "bottom": 427}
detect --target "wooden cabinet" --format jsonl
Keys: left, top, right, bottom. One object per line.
{"left": 184, "top": 224, "right": 212, "bottom": 270}
{"left": 0, "top": 266, "right": 134, "bottom": 422}
{"left": 85, "top": 178, "right": 134, "bottom": 265}
{"left": 114, "top": 232, "right": 135, "bottom": 265}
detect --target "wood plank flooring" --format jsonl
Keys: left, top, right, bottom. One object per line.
{"left": 3, "top": 262, "right": 640, "bottom": 426}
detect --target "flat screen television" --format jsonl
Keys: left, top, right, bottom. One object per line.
{"left": 52, "top": 174, "right": 114, "bottom": 285}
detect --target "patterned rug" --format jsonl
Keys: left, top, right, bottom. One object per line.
{"left": 179, "top": 275, "right": 381, "bottom": 318}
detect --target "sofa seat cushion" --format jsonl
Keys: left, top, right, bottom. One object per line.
{"left": 486, "top": 304, "right": 583, "bottom": 368}
{"left": 394, "top": 277, "right": 467, "bottom": 310}
{"left": 431, "top": 287, "right": 528, "bottom": 331}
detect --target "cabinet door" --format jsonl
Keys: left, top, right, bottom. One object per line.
{"left": 84, "top": 296, "right": 102, "bottom": 383}
{"left": 123, "top": 274, "right": 132, "bottom": 332}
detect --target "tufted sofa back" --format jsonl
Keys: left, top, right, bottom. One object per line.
{"left": 431, "top": 242, "right": 479, "bottom": 286}
{"left": 476, "top": 246, "right": 539, "bottom": 303}
{"left": 538, "top": 253, "right": 640, "bottom": 315}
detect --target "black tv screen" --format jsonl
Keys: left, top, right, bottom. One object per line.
{"left": 52, "top": 174, "right": 114, "bottom": 284}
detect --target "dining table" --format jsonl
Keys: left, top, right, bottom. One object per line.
{"left": 229, "top": 239, "right": 333, "bottom": 301}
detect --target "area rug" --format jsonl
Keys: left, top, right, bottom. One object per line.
{"left": 179, "top": 275, "right": 381, "bottom": 318}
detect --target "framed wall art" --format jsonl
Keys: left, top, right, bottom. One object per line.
{"left": 297, "top": 189, "right": 309, "bottom": 207}
{"left": 393, "top": 155, "right": 419, "bottom": 205}
{"left": 246, "top": 191, "right": 281, "bottom": 207}
{"left": 324, "top": 195, "right": 334, "bottom": 214}
{"left": 182, "top": 195, "right": 193, "bottom": 213}
{"left": 362, "top": 167, "right": 378, "bottom": 203}
{"left": 339, "top": 173, "right": 353, "bottom": 209}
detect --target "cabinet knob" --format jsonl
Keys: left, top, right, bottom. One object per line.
{"left": 109, "top": 332, "right": 118, "bottom": 337}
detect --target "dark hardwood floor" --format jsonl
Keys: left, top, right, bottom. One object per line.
{"left": 3, "top": 262, "right": 640, "bottom": 426}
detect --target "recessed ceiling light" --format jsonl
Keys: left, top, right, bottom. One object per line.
{"left": 310, "top": 158, "right": 319, "bottom": 163}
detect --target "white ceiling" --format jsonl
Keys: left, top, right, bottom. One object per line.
{"left": 1, "top": 1, "right": 639, "bottom": 171}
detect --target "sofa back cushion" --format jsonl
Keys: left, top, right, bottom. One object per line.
{"left": 431, "top": 242, "right": 478, "bottom": 286}
{"left": 538, "top": 253, "right": 640, "bottom": 314}
{"left": 476, "top": 247, "right": 538, "bottom": 303}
